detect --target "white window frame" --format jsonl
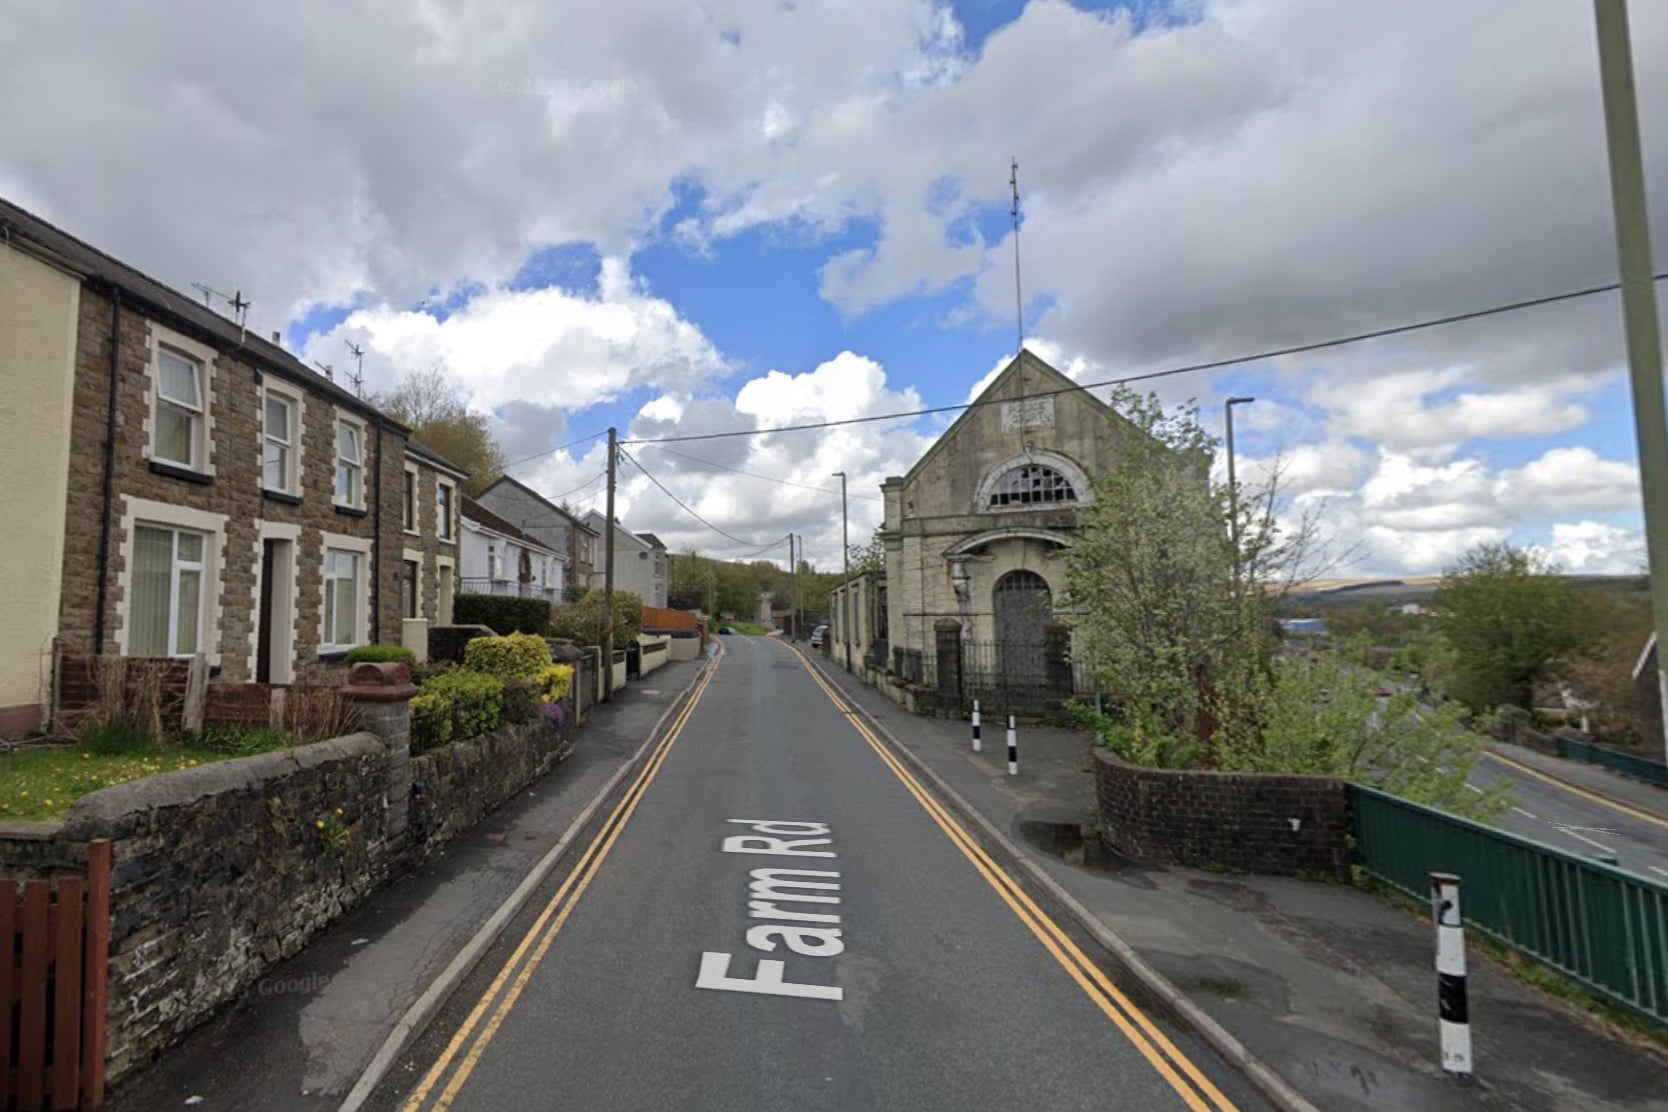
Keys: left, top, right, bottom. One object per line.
{"left": 143, "top": 324, "right": 218, "bottom": 475}
{"left": 974, "top": 450, "right": 1093, "bottom": 514}
{"left": 114, "top": 496, "right": 228, "bottom": 666}
{"left": 335, "top": 411, "right": 368, "bottom": 509}
{"left": 261, "top": 382, "right": 304, "bottom": 495}
{"left": 319, "top": 531, "right": 373, "bottom": 653}
{"left": 437, "top": 479, "right": 456, "bottom": 542}
{"left": 402, "top": 463, "right": 421, "bottom": 534}
{"left": 130, "top": 523, "right": 206, "bottom": 657}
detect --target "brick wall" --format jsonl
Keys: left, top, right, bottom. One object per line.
{"left": 1093, "top": 748, "right": 1351, "bottom": 881}
{"left": 57, "top": 289, "right": 446, "bottom": 683}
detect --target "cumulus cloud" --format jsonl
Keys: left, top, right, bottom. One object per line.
{"left": 1537, "top": 522, "right": 1647, "bottom": 577}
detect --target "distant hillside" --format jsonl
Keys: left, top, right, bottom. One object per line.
{"left": 1283, "top": 574, "right": 1646, "bottom": 611}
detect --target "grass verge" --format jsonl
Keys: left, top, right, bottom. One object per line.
{"left": 725, "top": 621, "right": 772, "bottom": 636}
{"left": 0, "top": 724, "right": 296, "bottom": 821}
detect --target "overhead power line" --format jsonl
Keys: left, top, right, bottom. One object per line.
{"left": 618, "top": 447, "right": 781, "bottom": 548}
{"left": 642, "top": 443, "right": 883, "bottom": 502}
{"left": 501, "top": 429, "right": 610, "bottom": 471}
{"left": 619, "top": 270, "right": 1668, "bottom": 447}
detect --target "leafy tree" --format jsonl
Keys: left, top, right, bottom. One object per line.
{"left": 1561, "top": 586, "right": 1655, "bottom": 743}
{"left": 549, "top": 590, "right": 642, "bottom": 648}
{"left": 848, "top": 529, "right": 885, "bottom": 576}
{"left": 1063, "top": 388, "right": 1265, "bottom": 753}
{"left": 1224, "top": 643, "right": 1508, "bottom": 822}
{"left": 377, "top": 366, "right": 507, "bottom": 495}
{"left": 1434, "top": 543, "right": 1583, "bottom": 712}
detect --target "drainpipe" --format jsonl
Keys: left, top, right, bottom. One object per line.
{"left": 93, "top": 286, "right": 122, "bottom": 654}
{"left": 372, "top": 421, "right": 383, "bottom": 644}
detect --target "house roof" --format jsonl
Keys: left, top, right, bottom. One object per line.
{"left": 480, "top": 474, "right": 598, "bottom": 534}
{"left": 900, "top": 348, "right": 1118, "bottom": 488}
{"left": 635, "top": 532, "right": 667, "bottom": 551}
{"left": 0, "top": 196, "right": 401, "bottom": 428}
{"left": 461, "top": 495, "right": 565, "bottom": 559}
{"left": 582, "top": 509, "right": 652, "bottom": 551}
{"left": 406, "top": 437, "right": 471, "bottom": 480}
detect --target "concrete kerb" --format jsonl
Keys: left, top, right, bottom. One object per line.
{"left": 802, "top": 652, "right": 1323, "bottom": 1112}
{"left": 337, "top": 647, "right": 720, "bottom": 1112}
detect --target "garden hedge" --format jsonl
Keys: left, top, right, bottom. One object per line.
{"left": 453, "top": 593, "right": 553, "bottom": 635}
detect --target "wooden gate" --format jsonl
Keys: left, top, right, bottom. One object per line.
{"left": 1, "top": 841, "right": 110, "bottom": 1111}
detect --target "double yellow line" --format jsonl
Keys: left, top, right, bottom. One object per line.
{"left": 400, "top": 646, "right": 723, "bottom": 1112}
{"left": 789, "top": 646, "right": 1240, "bottom": 1112}
{"left": 1484, "top": 749, "right": 1668, "bottom": 833}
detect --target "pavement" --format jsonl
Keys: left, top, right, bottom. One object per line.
{"left": 103, "top": 659, "right": 710, "bottom": 1112}
{"left": 1473, "top": 742, "right": 1668, "bottom": 880}
{"left": 803, "top": 651, "right": 1668, "bottom": 1112}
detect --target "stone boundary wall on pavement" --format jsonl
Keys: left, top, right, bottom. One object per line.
{"left": 0, "top": 735, "right": 393, "bottom": 1082}
{"left": 409, "top": 719, "right": 574, "bottom": 858}
{"left": 1093, "top": 748, "right": 1351, "bottom": 881}
{"left": 0, "top": 705, "right": 578, "bottom": 1083}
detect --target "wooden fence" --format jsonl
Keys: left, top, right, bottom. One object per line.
{"left": 1, "top": 842, "right": 110, "bottom": 1110}
{"left": 640, "top": 607, "right": 697, "bottom": 634}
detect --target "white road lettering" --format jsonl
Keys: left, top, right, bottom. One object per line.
{"left": 698, "top": 822, "right": 846, "bottom": 1002}
{"left": 695, "top": 953, "right": 843, "bottom": 1000}
{"left": 720, "top": 835, "right": 837, "bottom": 857}
{"left": 746, "top": 925, "right": 845, "bottom": 957}
{"left": 726, "top": 819, "right": 832, "bottom": 836}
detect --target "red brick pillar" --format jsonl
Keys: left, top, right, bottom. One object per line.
{"left": 341, "top": 662, "right": 418, "bottom": 849}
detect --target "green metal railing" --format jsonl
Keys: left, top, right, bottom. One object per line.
{"left": 1349, "top": 784, "right": 1668, "bottom": 1026}
{"left": 1557, "top": 737, "right": 1668, "bottom": 788}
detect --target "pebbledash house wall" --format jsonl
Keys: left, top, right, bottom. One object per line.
{"left": 53, "top": 283, "right": 454, "bottom": 683}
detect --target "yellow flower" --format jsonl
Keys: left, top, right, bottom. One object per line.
{"left": 316, "top": 819, "right": 325, "bottom": 829}
{"left": 335, "top": 807, "right": 344, "bottom": 816}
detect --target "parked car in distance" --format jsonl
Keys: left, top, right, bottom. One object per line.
{"left": 810, "top": 624, "right": 827, "bottom": 648}
{"left": 717, "top": 626, "right": 735, "bottom": 635}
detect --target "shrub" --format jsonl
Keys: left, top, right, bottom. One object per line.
{"left": 410, "top": 670, "right": 504, "bottom": 753}
{"left": 454, "top": 593, "right": 553, "bottom": 635}
{"left": 500, "top": 678, "right": 542, "bottom": 725}
{"left": 464, "top": 632, "right": 554, "bottom": 679}
{"left": 344, "top": 644, "right": 417, "bottom": 667}
{"left": 536, "top": 664, "right": 574, "bottom": 703}
{"left": 549, "top": 590, "right": 641, "bottom": 648}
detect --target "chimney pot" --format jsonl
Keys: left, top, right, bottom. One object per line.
{"left": 271, "top": 331, "right": 281, "bottom": 344}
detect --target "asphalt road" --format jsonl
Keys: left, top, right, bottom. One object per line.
{"left": 1470, "top": 752, "right": 1668, "bottom": 880}
{"left": 375, "top": 635, "right": 1267, "bottom": 1112}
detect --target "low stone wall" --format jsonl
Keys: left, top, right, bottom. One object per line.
{"left": 409, "top": 719, "right": 574, "bottom": 856}
{"left": 19, "top": 735, "right": 395, "bottom": 1081}
{"left": 0, "top": 684, "right": 584, "bottom": 1083}
{"left": 1093, "top": 748, "right": 1350, "bottom": 881}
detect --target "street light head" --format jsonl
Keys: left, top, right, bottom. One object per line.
{"left": 1227, "top": 396, "right": 1256, "bottom": 406}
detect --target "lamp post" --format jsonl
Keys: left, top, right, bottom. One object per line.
{"left": 1225, "top": 397, "right": 1255, "bottom": 592}
{"left": 834, "top": 471, "right": 851, "bottom": 673}
{"left": 1593, "top": 0, "right": 1668, "bottom": 763}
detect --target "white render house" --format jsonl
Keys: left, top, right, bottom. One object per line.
{"left": 459, "top": 496, "right": 567, "bottom": 605}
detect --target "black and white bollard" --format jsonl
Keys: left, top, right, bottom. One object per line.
{"left": 1006, "top": 715, "right": 1018, "bottom": 776}
{"left": 1431, "top": 872, "right": 1472, "bottom": 1078}
{"left": 972, "top": 700, "right": 982, "bottom": 752}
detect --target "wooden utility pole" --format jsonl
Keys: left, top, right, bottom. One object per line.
{"left": 603, "top": 427, "right": 617, "bottom": 702}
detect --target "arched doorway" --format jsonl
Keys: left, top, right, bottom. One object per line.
{"left": 993, "top": 570, "right": 1052, "bottom": 690}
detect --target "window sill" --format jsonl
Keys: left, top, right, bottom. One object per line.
{"left": 317, "top": 648, "right": 353, "bottom": 663}
{"left": 334, "top": 504, "right": 369, "bottom": 519}
{"left": 403, "top": 528, "right": 422, "bottom": 537}
{"left": 149, "top": 460, "right": 213, "bottom": 485}
{"left": 263, "top": 489, "right": 303, "bottom": 506}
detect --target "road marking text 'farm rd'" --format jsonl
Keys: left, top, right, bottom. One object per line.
{"left": 696, "top": 819, "right": 845, "bottom": 1001}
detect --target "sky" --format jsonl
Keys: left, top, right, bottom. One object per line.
{"left": 2, "top": 0, "right": 1664, "bottom": 576}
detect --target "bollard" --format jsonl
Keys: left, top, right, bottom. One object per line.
{"left": 972, "top": 700, "right": 982, "bottom": 752}
{"left": 1431, "top": 872, "right": 1471, "bottom": 1078}
{"left": 1007, "top": 715, "right": 1017, "bottom": 776}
